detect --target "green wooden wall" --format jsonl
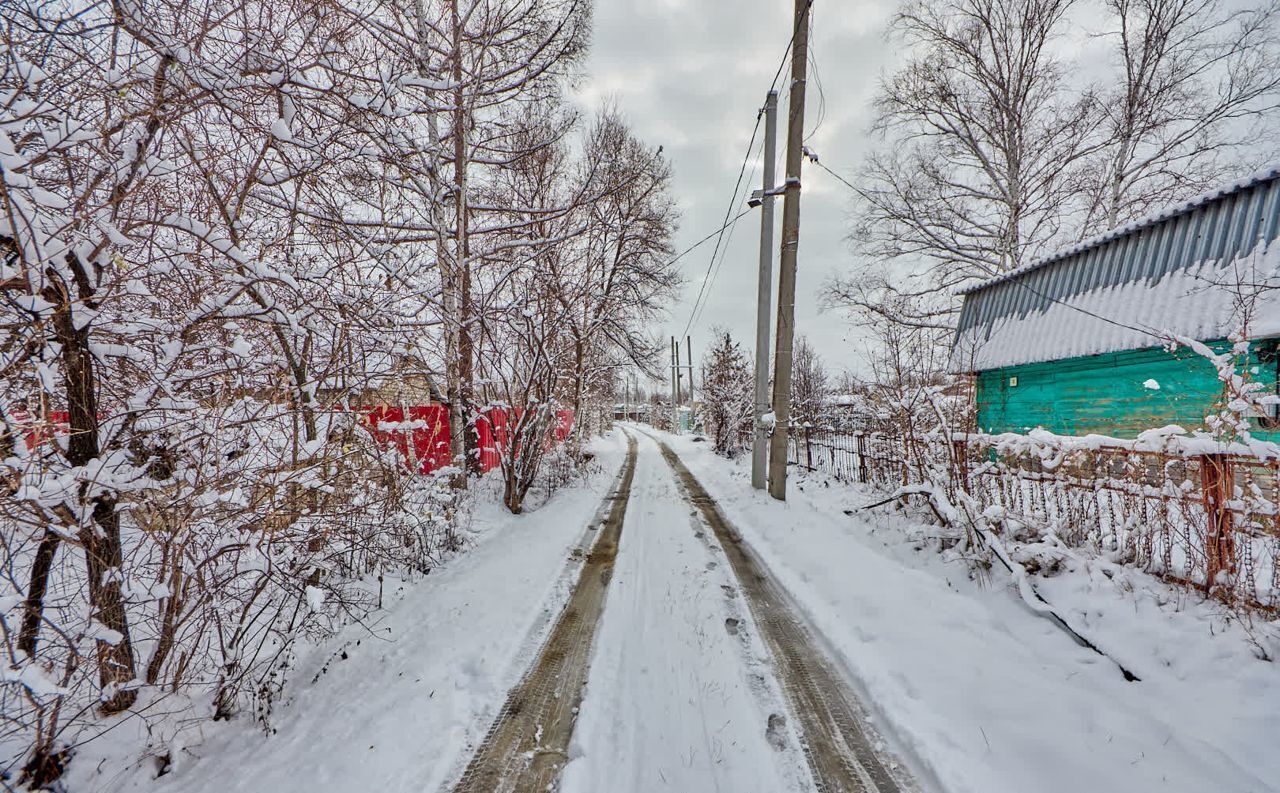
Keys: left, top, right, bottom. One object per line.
{"left": 975, "top": 339, "right": 1280, "bottom": 441}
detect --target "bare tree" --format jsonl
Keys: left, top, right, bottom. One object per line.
{"left": 1083, "top": 0, "right": 1280, "bottom": 233}
{"left": 420, "top": 0, "right": 590, "bottom": 474}
{"left": 0, "top": 0, "right": 659, "bottom": 784}
{"left": 836, "top": 0, "right": 1097, "bottom": 332}
{"left": 471, "top": 108, "right": 676, "bottom": 510}
{"left": 790, "top": 336, "right": 830, "bottom": 425}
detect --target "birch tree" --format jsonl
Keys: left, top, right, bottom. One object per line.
{"left": 1083, "top": 0, "right": 1280, "bottom": 232}
{"left": 832, "top": 0, "right": 1096, "bottom": 332}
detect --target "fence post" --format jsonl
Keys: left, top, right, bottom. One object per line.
{"left": 1200, "top": 453, "right": 1236, "bottom": 596}
{"left": 856, "top": 434, "right": 868, "bottom": 484}
{"left": 805, "top": 425, "right": 813, "bottom": 470}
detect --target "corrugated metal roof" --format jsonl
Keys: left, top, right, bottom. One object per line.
{"left": 958, "top": 163, "right": 1280, "bottom": 296}
{"left": 952, "top": 165, "right": 1280, "bottom": 372}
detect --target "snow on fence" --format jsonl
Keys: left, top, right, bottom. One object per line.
{"left": 787, "top": 425, "right": 1280, "bottom": 609}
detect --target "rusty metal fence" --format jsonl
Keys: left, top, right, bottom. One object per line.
{"left": 785, "top": 425, "right": 1280, "bottom": 610}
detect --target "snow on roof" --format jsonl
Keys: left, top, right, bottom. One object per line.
{"left": 958, "top": 163, "right": 1280, "bottom": 297}
{"left": 953, "top": 167, "right": 1280, "bottom": 372}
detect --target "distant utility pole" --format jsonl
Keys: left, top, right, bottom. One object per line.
{"left": 752, "top": 90, "right": 779, "bottom": 491}
{"left": 675, "top": 337, "right": 684, "bottom": 407}
{"left": 670, "top": 336, "right": 679, "bottom": 434}
{"left": 686, "top": 336, "right": 695, "bottom": 404}
{"left": 767, "top": 0, "right": 811, "bottom": 501}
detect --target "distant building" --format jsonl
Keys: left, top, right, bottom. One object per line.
{"left": 951, "top": 166, "right": 1280, "bottom": 440}
{"left": 613, "top": 402, "right": 649, "bottom": 421}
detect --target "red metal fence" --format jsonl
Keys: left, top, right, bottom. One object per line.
{"left": 365, "top": 405, "right": 574, "bottom": 475}
{"left": 787, "top": 425, "right": 1280, "bottom": 609}
{"left": 13, "top": 404, "right": 573, "bottom": 478}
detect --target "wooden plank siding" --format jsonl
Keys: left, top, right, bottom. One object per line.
{"left": 975, "top": 338, "right": 1280, "bottom": 440}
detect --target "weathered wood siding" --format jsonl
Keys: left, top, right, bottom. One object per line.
{"left": 975, "top": 339, "right": 1280, "bottom": 441}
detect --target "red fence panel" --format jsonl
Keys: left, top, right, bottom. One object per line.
{"left": 363, "top": 405, "right": 450, "bottom": 475}
{"left": 555, "top": 409, "right": 574, "bottom": 442}
{"left": 474, "top": 408, "right": 508, "bottom": 472}
{"left": 359, "top": 404, "right": 575, "bottom": 477}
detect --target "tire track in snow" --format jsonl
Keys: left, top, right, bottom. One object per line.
{"left": 647, "top": 430, "right": 915, "bottom": 793}
{"left": 448, "top": 430, "right": 638, "bottom": 793}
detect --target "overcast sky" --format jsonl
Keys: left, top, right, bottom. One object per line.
{"left": 575, "top": 0, "right": 898, "bottom": 388}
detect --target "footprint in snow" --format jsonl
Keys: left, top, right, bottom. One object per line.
{"left": 765, "top": 713, "right": 788, "bottom": 751}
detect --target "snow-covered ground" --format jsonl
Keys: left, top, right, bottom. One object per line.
{"left": 69, "top": 426, "right": 1280, "bottom": 793}
{"left": 665, "top": 430, "right": 1280, "bottom": 793}
{"left": 73, "top": 432, "right": 631, "bottom": 793}
{"left": 560, "top": 432, "right": 811, "bottom": 793}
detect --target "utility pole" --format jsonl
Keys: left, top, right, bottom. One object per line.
{"left": 670, "top": 336, "right": 679, "bottom": 434}
{"left": 685, "top": 336, "right": 695, "bottom": 429}
{"left": 767, "top": 0, "right": 811, "bottom": 501}
{"left": 633, "top": 373, "right": 640, "bottom": 421}
{"left": 675, "top": 337, "right": 684, "bottom": 407}
{"left": 752, "top": 90, "right": 779, "bottom": 491}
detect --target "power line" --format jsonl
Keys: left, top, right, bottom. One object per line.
{"left": 680, "top": 116, "right": 764, "bottom": 339}
{"left": 768, "top": 0, "right": 816, "bottom": 95}
{"left": 804, "top": 4, "right": 826, "bottom": 143}
{"left": 664, "top": 209, "right": 755, "bottom": 270}
{"left": 678, "top": 0, "right": 817, "bottom": 340}
{"left": 692, "top": 136, "right": 764, "bottom": 332}
{"left": 804, "top": 152, "right": 1157, "bottom": 339}
{"left": 808, "top": 156, "right": 859, "bottom": 195}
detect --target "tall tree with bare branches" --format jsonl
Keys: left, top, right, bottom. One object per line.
{"left": 835, "top": 0, "right": 1097, "bottom": 333}
{"left": 1083, "top": 0, "right": 1280, "bottom": 233}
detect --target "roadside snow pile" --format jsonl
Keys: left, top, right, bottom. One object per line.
{"left": 668, "top": 432, "right": 1280, "bottom": 793}
{"left": 63, "top": 433, "right": 628, "bottom": 793}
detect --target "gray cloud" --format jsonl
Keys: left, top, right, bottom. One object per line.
{"left": 576, "top": 0, "right": 898, "bottom": 386}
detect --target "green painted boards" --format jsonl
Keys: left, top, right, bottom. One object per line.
{"left": 975, "top": 339, "right": 1280, "bottom": 441}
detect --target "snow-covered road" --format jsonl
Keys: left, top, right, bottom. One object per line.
{"left": 559, "top": 430, "right": 813, "bottom": 793}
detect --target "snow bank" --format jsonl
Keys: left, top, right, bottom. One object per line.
{"left": 667, "top": 432, "right": 1280, "bottom": 793}
{"left": 71, "top": 432, "right": 632, "bottom": 793}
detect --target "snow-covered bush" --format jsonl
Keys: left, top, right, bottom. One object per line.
{"left": 0, "top": 1, "right": 469, "bottom": 784}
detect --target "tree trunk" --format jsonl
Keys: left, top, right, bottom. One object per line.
{"left": 570, "top": 337, "right": 586, "bottom": 452}
{"left": 17, "top": 529, "right": 61, "bottom": 657}
{"left": 450, "top": 0, "right": 478, "bottom": 478}
{"left": 47, "top": 278, "right": 138, "bottom": 714}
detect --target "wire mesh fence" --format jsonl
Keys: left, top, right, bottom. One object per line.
{"left": 783, "top": 424, "right": 1280, "bottom": 610}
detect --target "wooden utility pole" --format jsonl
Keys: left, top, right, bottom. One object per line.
{"left": 752, "top": 90, "right": 779, "bottom": 491}
{"left": 767, "top": 0, "right": 811, "bottom": 501}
